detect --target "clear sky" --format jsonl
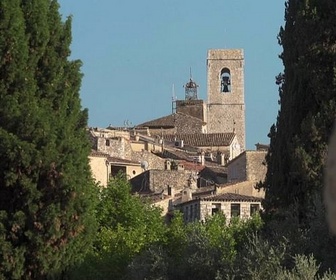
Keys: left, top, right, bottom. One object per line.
{"left": 58, "top": 0, "right": 285, "bottom": 150}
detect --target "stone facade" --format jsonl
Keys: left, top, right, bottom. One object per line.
{"left": 162, "top": 133, "right": 240, "bottom": 161}
{"left": 178, "top": 193, "right": 262, "bottom": 223}
{"left": 217, "top": 181, "right": 264, "bottom": 198}
{"left": 175, "top": 99, "right": 206, "bottom": 122}
{"left": 206, "top": 49, "right": 245, "bottom": 151}
{"left": 89, "top": 153, "right": 109, "bottom": 187}
{"left": 89, "top": 152, "right": 143, "bottom": 187}
{"left": 96, "top": 136, "right": 133, "bottom": 160}
{"left": 227, "top": 150, "right": 267, "bottom": 183}
{"left": 137, "top": 112, "right": 206, "bottom": 135}
{"left": 108, "top": 158, "right": 143, "bottom": 180}
{"left": 131, "top": 149, "right": 166, "bottom": 170}
{"left": 131, "top": 169, "right": 192, "bottom": 193}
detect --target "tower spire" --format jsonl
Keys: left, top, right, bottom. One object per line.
{"left": 184, "top": 68, "right": 198, "bottom": 100}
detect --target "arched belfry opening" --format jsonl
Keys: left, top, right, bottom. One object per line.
{"left": 220, "top": 68, "right": 231, "bottom": 93}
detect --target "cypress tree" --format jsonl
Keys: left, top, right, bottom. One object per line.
{"left": 0, "top": 1, "right": 96, "bottom": 278}
{"left": 262, "top": 0, "right": 336, "bottom": 214}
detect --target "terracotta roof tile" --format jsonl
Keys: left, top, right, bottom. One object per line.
{"left": 202, "top": 192, "right": 262, "bottom": 202}
{"left": 107, "top": 157, "right": 140, "bottom": 165}
{"left": 89, "top": 150, "right": 109, "bottom": 157}
{"left": 137, "top": 112, "right": 204, "bottom": 128}
{"left": 163, "top": 133, "right": 235, "bottom": 147}
{"left": 89, "top": 151, "right": 140, "bottom": 165}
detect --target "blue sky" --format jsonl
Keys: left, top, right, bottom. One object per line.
{"left": 58, "top": 0, "right": 285, "bottom": 149}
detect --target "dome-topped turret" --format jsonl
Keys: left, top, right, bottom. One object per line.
{"left": 184, "top": 77, "right": 199, "bottom": 100}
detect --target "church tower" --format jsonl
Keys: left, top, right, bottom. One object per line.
{"left": 207, "top": 49, "right": 245, "bottom": 150}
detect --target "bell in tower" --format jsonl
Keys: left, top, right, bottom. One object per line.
{"left": 221, "top": 68, "right": 231, "bottom": 93}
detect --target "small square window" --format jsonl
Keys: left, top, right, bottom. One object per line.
{"left": 231, "top": 203, "right": 240, "bottom": 218}
{"left": 250, "top": 204, "right": 260, "bottom": 216}
{"left": 212, "top": 203, "right": 221, "bottom": 216}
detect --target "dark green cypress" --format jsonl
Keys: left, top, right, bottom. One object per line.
{"left": 0, "top": 1, "right": 96, "bottom": 278}
{"left": 262, "top": 0, "right": 336, "bottom": 214}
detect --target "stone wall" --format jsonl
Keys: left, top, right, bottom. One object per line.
{"left": 176, "top": 100, "right": 206, "bottom": 121}
{"left": 180, "top": 199, "right": 262, "bottom": 223}
{"left": 206, "top": 49, "right": 246, "bottom": 150}
{"left": 227, "top": 152, "right": 247, "bottom": 182}
{"left": 147, "top": 170, "right": 191, "bottom": 193}
{"left": 131, "top": 150, "right": 166, "bottom": 170}
{"left": 96, "top": 137, "right": 133, "bottom": 159}
{"left": 149, "top": 118, "right": 205, "bottom": 136}
{"left": 227, "top": 150, "right": 267, "bottom": 184}
{"left": 218, "top": 181, "right": 265, "bottom": 198}
{"left": 199, "top": 200, "right": 261, "bottom": 222}
{"left": 89, "top": 155, "right": 109, "bottom": 187}
{"left": 245, "top": 151, "right": 267, "bottom": 182}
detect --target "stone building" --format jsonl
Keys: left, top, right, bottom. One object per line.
{"left": 136, "top": 48, "right": 245, "bottom": 153}
{"left": 89, "top": 49, "right": 263, "bottom": 216}
{"left": 136, "top": 112, "right": 206, "bottom": 135}
{"left": 227, "top": 150, "right": 267, "bottom": 183}
{"left": 89, "top": 151, "right": 143, "bottom": 187}
{"left": 162, "top": 132, "right": 241, "bottom": 161}
{"left": 207, "top": 49, "right": 245, "bottom": 151}
{"left": 130, "top": 169, "right": 193, "bottom": 194}
{"left": 88, "top": 127, "right": 167, "bottom": 186}
{"left": 177, "top": 193, "right": 262, "bottom": 223}
{"left": 175, "top": 99, "right": 206, "bottom": 122}
{"left": 214, "top": 150, "right": 268, "bottom": 198}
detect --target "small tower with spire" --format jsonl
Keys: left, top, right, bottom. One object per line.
{"left": 184, "top": 68, "right": 199, "bottom": 100}
{"left": 173, "top": 69, "right": 206, "bottom": 124}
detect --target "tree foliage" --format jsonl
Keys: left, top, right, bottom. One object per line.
{"left": 262, "top": 0, "right": 336, "bottom": 214}
{"left": 127, "top": 213, "right": 263, "bottom": 280}
{"left": 70, "top": 175, "right": 166, "bottom": 280}
{"left": 0, "top": 1, "right": 96, "bottom": 278}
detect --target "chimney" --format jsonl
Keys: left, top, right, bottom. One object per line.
{"left": 181, "top": 187, "right": 192, "bottom": 203}
{"left": 217, "top": 152, "right": 225, "bottom": 166}
{"left": 201, "top": 151, "right": 205, "bottom": 166}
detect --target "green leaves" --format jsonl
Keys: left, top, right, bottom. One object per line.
{"left": 0, "top": 1, "right": 96, "bottom": 278}
{"left": 262, "top": 0, "right": 336, "bottom": 216}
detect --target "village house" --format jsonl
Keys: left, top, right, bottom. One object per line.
{"left": 177, "top": 192, "right": 262, "bottom": 223}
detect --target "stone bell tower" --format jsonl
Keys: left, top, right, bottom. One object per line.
{"left": 207, "top": 49, "right": 245, "bottom": 151}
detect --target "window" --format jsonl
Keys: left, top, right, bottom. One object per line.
{"left": 132, "top": 170, "right": 136, "bottom": 175}
{"left": 106, "top": 139, "right": 110, "bottom": 146}
{"left": 110, "top": 165, "right": 126, "bottom": 178}
{"left": 250, "top": 204, "right": 260, "bottom": 216}
{"left": 220, "top": 68, "right": 231, "bottom": 92}
{"left": 231, "top": 203, "right": 240, "bottom": 218}
{"left": 212, "top": 203, "right": 221, "bottom": 215}
{"left": 195, "top": 203, "right": 198, "bottom": 219}
{"left": 190, "top": 205, "right": 193, "bottom": 220}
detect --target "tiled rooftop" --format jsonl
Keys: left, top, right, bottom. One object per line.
{"left": 90, "top": 151, "right": 140, "bottom": 165}
{"left": 163, "top": 133, "right": 235, "bottom": 147}
{"left": 89, "top": 150, "right": 109, "bottom": 157}
{"left": 202, "top": 192, "right": 262, "bottom": 202}
{"left": 137, "top": 112, "right": 205, "bottom": 128}
{"left": 107, "top": 157, "right": 140, "bottom": 165}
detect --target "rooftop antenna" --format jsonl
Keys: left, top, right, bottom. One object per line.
{"left": 172, "top": 83, "right": 176, "bottom": 101}
{"left": 172, "top": 83, "right": 177, "bottom": 114}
